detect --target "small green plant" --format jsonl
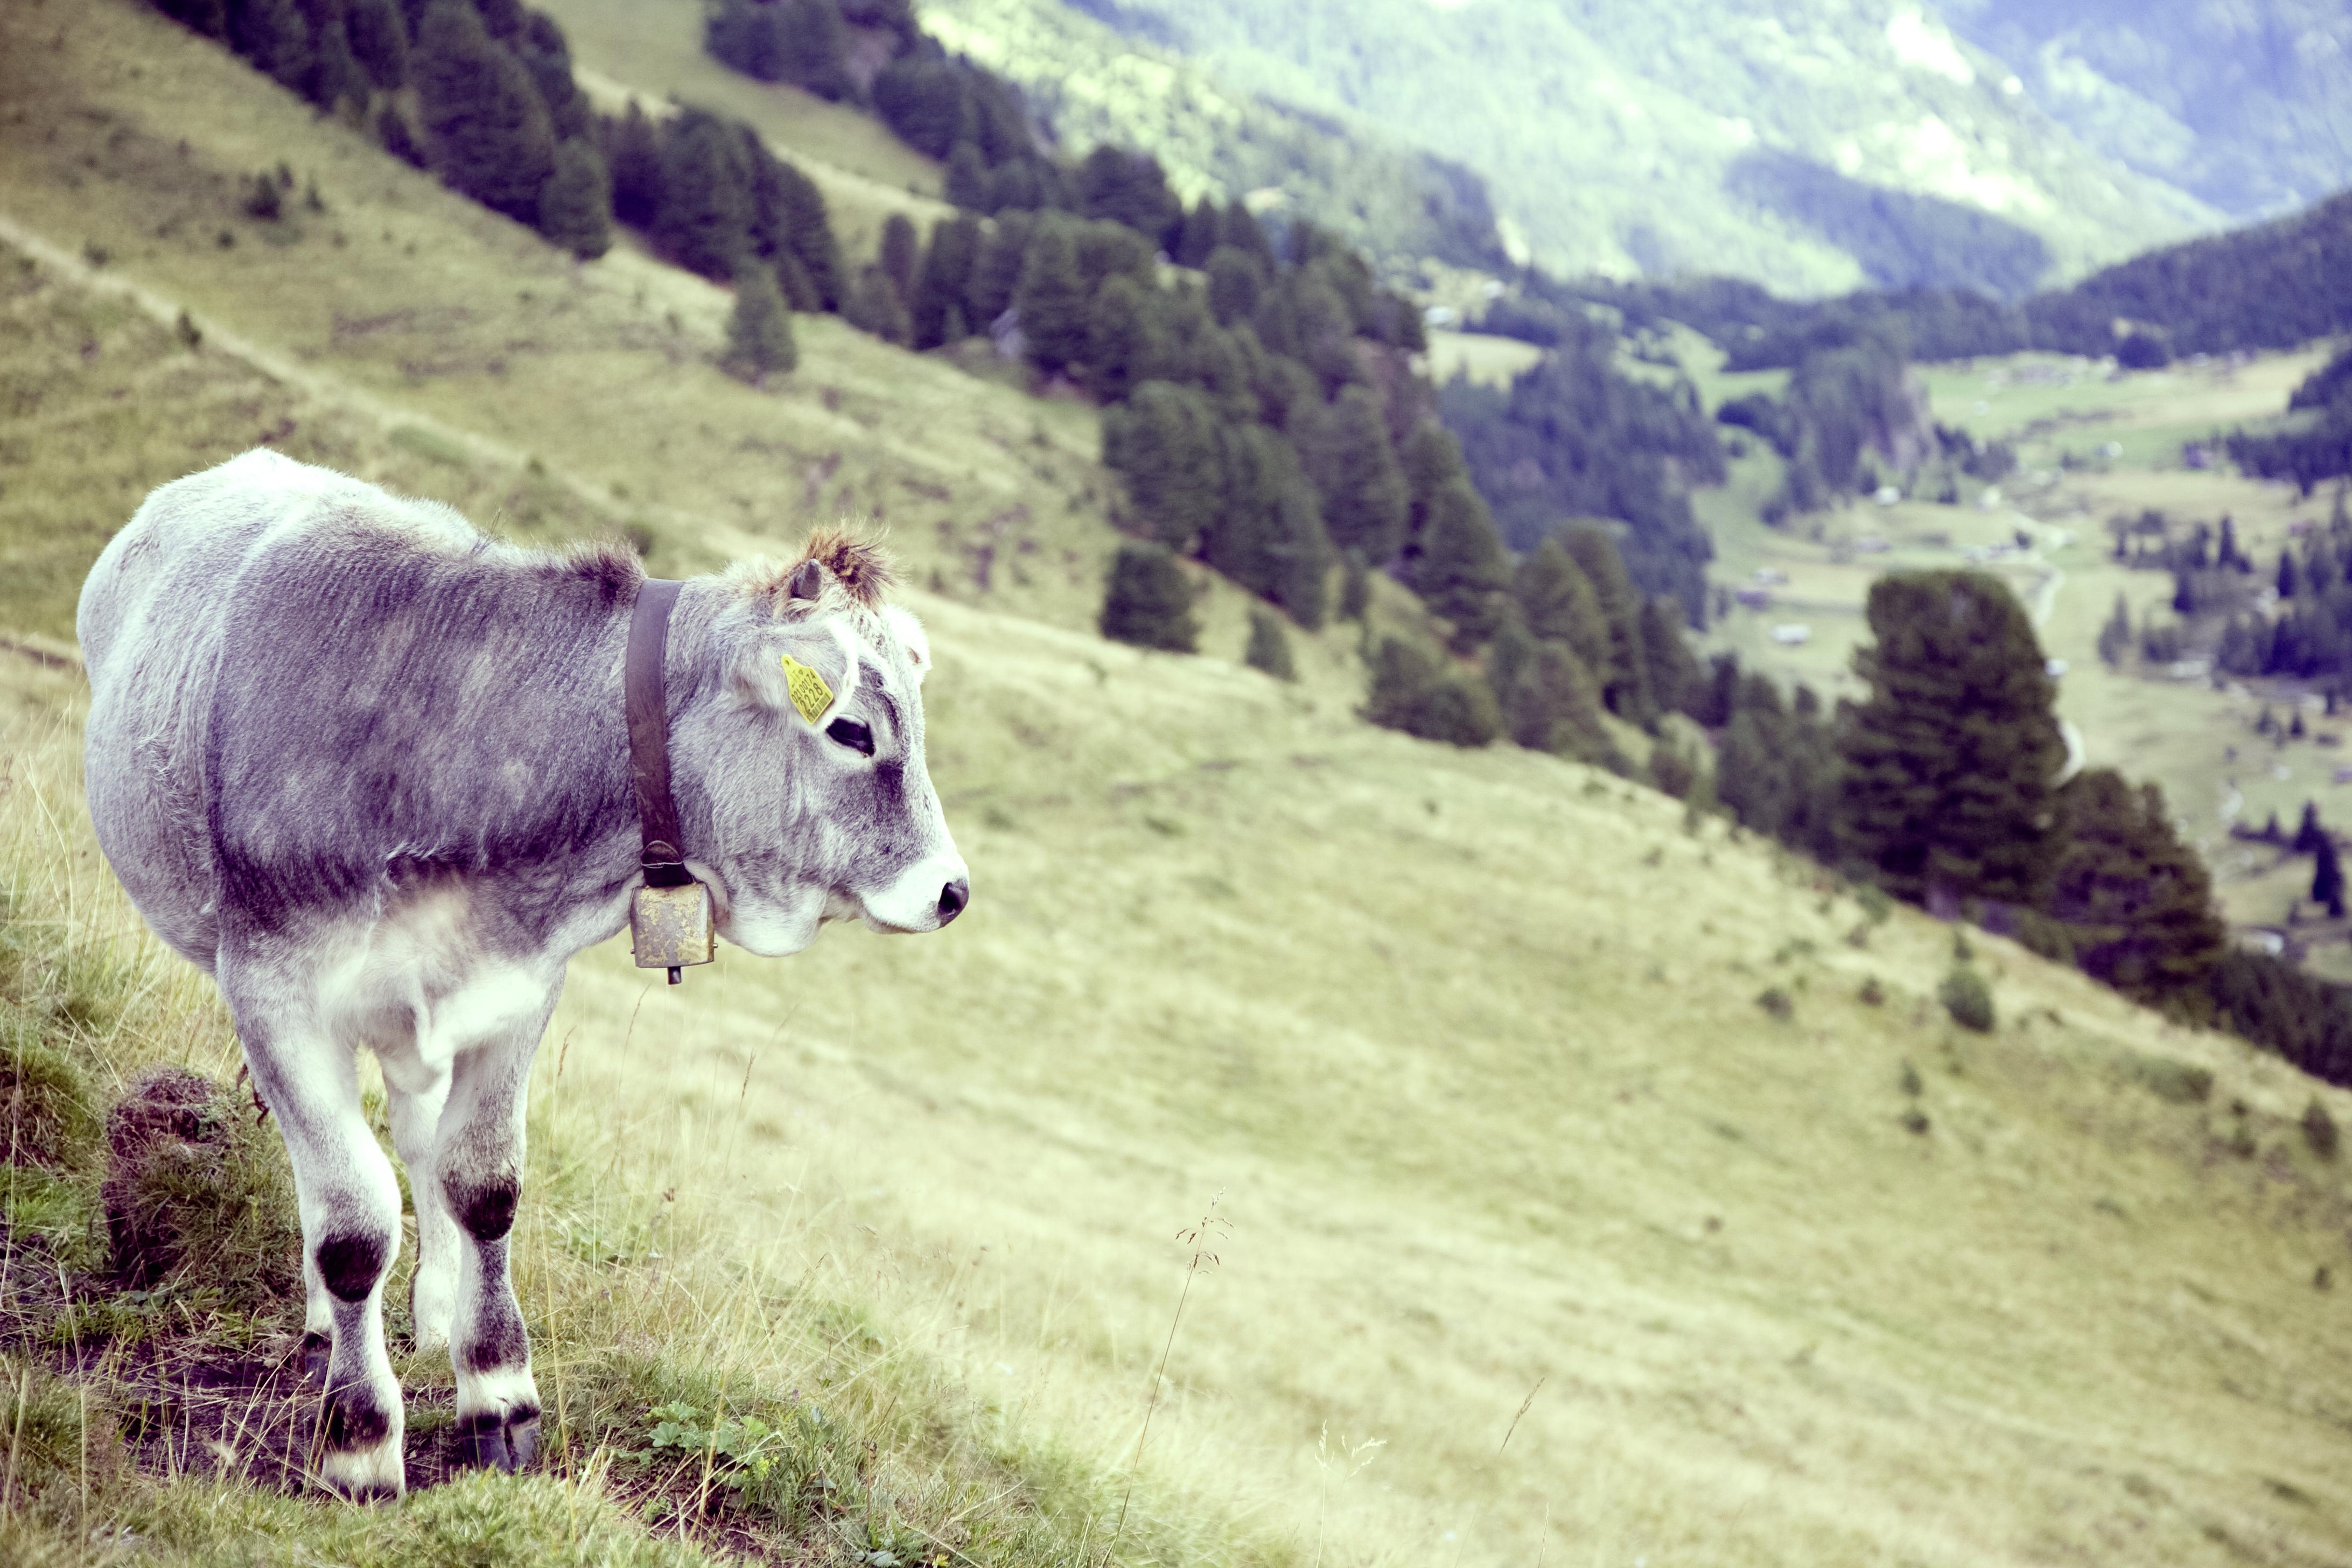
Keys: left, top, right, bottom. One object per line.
{"left": 1900, "top": 1108, "right": 1931, "bottom": 1135}
{"left": 1899, "top": 1061, "right": 1923, "bottom": 1096}
{"left": 173, "top": 309, "right": 202, "bottom": 351}
{"left": 242, "top": 167, "right": 286, "bottom": 221}
{"left": 1950, "top": 928, "right": 1975, "bottom": 962}
{"left": 2305, "top": 1098, "right": 2340, "bottom": 1160}
{"left": 642, "top": 1399, "right": 831, "bottom": 1520}
{"left": 1858, "top": 976, "right": 1886, "bottom": 1006}
{"left": 1244, "top": 604, "right": 1296, "bottom": 681}
{"left": 1857, "top": 884, "right": 1892, "bottom": 925}
{"left": 2123, "top": 1052, "right": 2213, "bottom": 1105}
{"left": 1938, "top": 966, "right": 1994, "bottom": 1032}
{"left": 1756, "top": 986, "right": 1794, "bottom": 1020}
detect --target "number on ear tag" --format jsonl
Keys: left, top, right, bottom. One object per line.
{"left": 779, "top": 653, "right": 835, "bottom": 724}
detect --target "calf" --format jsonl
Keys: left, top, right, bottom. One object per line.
{"left": 76, "top": 450, "right": 967, "bottom": 1499}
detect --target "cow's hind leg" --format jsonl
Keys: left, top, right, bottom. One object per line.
{"left": 437, "top": 1007, "right": 551, "bottom": 1471}
{"left": 222, "top": 955, "right": 407, "bottom": 1500}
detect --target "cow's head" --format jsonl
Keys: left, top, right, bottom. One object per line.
{"left": 673, "top": 531, "right": 967, "bottom": 956}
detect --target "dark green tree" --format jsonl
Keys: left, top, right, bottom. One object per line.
{"left": 722, "top": 263, "right": 797, "bottom": 384}
{"left": 1398, "top": 420, "right": 1469, "bottom": 561}
{"left": 1337, "top": 548, "right": 1370, "bottom": 622}
{"left": 1560, "top": 525, "right": 1656, "bottom": 726}
{"left": 1100, "top": 544, "right": 1199, "bottom": 653}
{"left": 845, "top": 265, "right": 912, "bottom": 345}
{"left": 2046, "top": 769, "right": 2229, "bottom": 1005}
{"left": 1363, "top": 638, "right": 1501, "bottom": 747}
{"left": 651, "top": 110, "right": 750, "bottom": 278}
{"left": 1302, "top": 386, "right": 1409, "bottom": 565}
{"left": 1221, "top": 198, "right": 1272, "bottom": 264}
{"left": 2096, "top": 591, "right": 2132, "bottom": 666}
{"left": 236, "top": 0, "right": 314, "bottom": 95}
{"left": 1175, "top": 197, "right": 1221, "bottom": 268}
{"left": 911, "top": 215, "right": 981, "bottom": 349}
{"left": 1075, "top": 145, "right": 1181, "bottom": 244}
{"left": 1839, "top": 571, "right": 2068, "bottom": 907}
{"left": 1014, "top": 221, "right": 1090, "bottom": 374}
{"left": 1205, "top": 246, "right": 1266, "bottom": 329}
{"left": 305, "top": 4, "right": 372, "bottom": 114}
{"left": 1504, "top": 641, "right": 1609, "bottom": 761}
{"left": 1512, "top": 538, "right": 1610, "bottom": 679}
{"left": 944, "top": 141, "right": 990, "bottom": 210}
{"left": 1639, "top": 596, "right": 1704, "bottom": 719}
{"left": 345, "top": 0, "right": 408, "bottom": 88}
{"left": 473, "top": 0, "right": 522, "bottom": 39}
{"left": 879, "top": 212, "right": 919, "bottom": 302}
{"left": 414, "top": 0, "right": 556, "bottom": 225}
{"left": 604, "top": 100, "right": 665, "bottom": 227}
{"left": 1101, "top": 381, "right": 1221, "bottom": 552}
{"left": 2320, "top": 834, "right": 2348, "bottom": 919}
{"left": 2298, "top": 801, "right": 2328, "bottom": 854}
{"left": 537, "top": 137, "right": 613, "bottom": 258}
{"left": 1413, "top": 479, "right": 1509, "bottom": 647}
{"left": 1244, "top": 605, "right": 1297, "bottom": 681}
{"left": 964, "top": 210, "right": 1033, "bottom": 328}
{"left": 514, "top": 12, "right": 591, "bottom": 141}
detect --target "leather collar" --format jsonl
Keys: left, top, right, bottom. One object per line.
{"left": 624, "top": 578, "right": 694, "bottom": 888}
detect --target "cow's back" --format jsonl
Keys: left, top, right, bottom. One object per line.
{"left": 76, "top": 451, "right": 482, "bottom": 968}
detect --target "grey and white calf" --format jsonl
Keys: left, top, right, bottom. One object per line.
{"left": 77, "top": 450, "right": 967, "bottom": 1499}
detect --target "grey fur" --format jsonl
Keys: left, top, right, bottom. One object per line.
{"left": 77, "top": 451, "right": 967, "bottom": 1497}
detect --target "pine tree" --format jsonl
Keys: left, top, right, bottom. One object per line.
{"left": 944, "top": 141, "right": 990, "bottom": 211}
{"left": 1338, "top": 548, "right": 1370, "bottom": 622}
{"left": 1302, "top": 387, "right": 1409, "bottom": 566}
{"left": 235, "top": 0, "right": 314, "bottom": 95}
{"left": 2280, "top": 550, "right": 2300, "bottom": 598}
{"left": 377, "top": 100, "right": 427, "bottom": 167}
{"left": 1175, "top": 197, "right": 1221, "bottom": 269}
{"left": 515, "top": 11, "right": 591, "bottom": 142}
{"left": 1505, "top": 641, "right": 1608, "bottom": 760}
{"left": 1101, "top": 381, "right": 1221, "bottom": 552}
{"left": 1639, "top": 596, "right": 1704, "bottom": 719}
{"left": 537, "top": 137, "right": 613, "bottom": 259}
{"left": 1075, "top": 145, "right": 1181, "bottom": 245}
{"left": 1220, "top": 198, "right": 1272, "bottom": 265}
{"left": 1413, "top": 479, "right": 1509, "bottom": 647}
{"left": 2096, "top": 591, "right": 2132, "bottom": 666}
{"left": 2297, "top": 801, "right": 2326, "bottom": 854}
{"left": 2045, "top": 770, "right": 2227, "bottom": 1005}
{"left": 722, "top": 264, "right": 797, "bottom": 384}
{"left": 2319, "top": 834, "right": 2348, "bottom": 920}
{"left": 604, "top": 101, "right": 666, "bottom": 228}
{"left": 1244, "top": 605, "right": 1296, "bottom": 681}
{"left": 1363, "top": 638, "right": 1500, "bottom": 747}
{"left": 879, "top": 212, "right": 919, "bottom": 302}
{"left": 344, "top": 0, "right": 408, "bottom": 87}
{"left": 306, "top": 4, "right": 372, "bottom": 115}
{"left": 844, "top": 265, "right": 912, "bottom": 345}
{"left": 474, "top": 0, "right": 523, "bottom": 39}
{"left": 1511, "top": 538, "right": 1610, "bottom": 678}
{"left": 1084, "top": 276, "right": 1168, "bottom": 400}
{"left": 911, "top": 215, "right": 981, "bottom": 349}
{"left": 414, "top": 0, "right": 556, "bottom": 225}
{"left": 1560, "top": 526, "right": 1655, "bottom": 726}
{"left": 1100, "top": 544, "right": 1198, "bottom": 653}
{"left": 1839, "top": 571, "right": 2068, "bottom": 908}
{"left": 1016, "top": 222, "right": 1090, "bottom": 374}
{"left": 1205, "top": 246, "right": 1266, "bottom": 329}
{"left": 651, "top": 110, "right": 751, "bottom": 279}
{"left": 964, "top": 211, "right": 1032, "bottom": 330}
{"left": 1398, "top": 421, "right": 1469, "bottom": 562}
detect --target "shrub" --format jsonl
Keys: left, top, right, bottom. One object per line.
{"left": 1243, "top": 604, "right": 1295, "bottom": 681}
{"left": 100, "top": 1067, "right": 300, "bottom": 1302}
{"left": 2, "top": 1039, "right": 99, "bottom": 1168}
{"left": 2123, "top": 1052, "right": 2214, "bottom": 1105}
{"left": 1099, "top": 544, "right": 1199, "bottom": 653}
{"left": 1938, "top": 965, "right": 1994, "bottom": 1032}
{"left": 1898, "top": 1060, "right": 1922, "bottom": 1096}
{"left": 1858, "top": 976, "right": 1887, "bottom": 1006}
{"left": 2305, "top": 1097, "right": 2339, "bottom": 1159}
{"left": 1756, "top": 986, "right": 1793, "bottom": 1020}
{"left": 1900, "top": 1108, "right": 1931, "bottom": 1135}
{"left": 1363, "top": 637, "right": 1501, "bottom": 747}
{"left": 722, "top": 265, "right": 796, "bottom": 385}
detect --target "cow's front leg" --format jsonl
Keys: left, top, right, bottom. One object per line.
{"left": 383, "top": 1070, "right": 458, "bottom": 1355}
{"left": 223, "top": 957, "right": 408, "bottom": 1501}
{"left": 437, "top": 1011, "right": 550, "bottom": 1471}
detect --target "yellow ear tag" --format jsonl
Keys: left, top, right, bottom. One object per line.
{"left": 779, "top": 653, "right": 835, "bottom": 724}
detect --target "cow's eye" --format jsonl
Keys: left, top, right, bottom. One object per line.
{"left": 825, "top": 717, "right": 875, "bottom": 757}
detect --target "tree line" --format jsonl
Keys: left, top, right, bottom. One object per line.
{"left": 147, "top": 0, "right": 618, "bottom": 262}
{"left": 2229, "top": 340, "right": 2352, "bottom": 495}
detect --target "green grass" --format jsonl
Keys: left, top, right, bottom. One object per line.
{"left": 12, "top": 4, "right": 2352, "bottom": 1564}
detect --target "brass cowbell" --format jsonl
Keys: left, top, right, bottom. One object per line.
{"left": 631, "top": 875, "right": 714, "bottom": 984}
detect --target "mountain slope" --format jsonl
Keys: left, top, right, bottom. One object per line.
{"left": 979, "top": 0, "right": 2218, "bottom": 294}
{"left": 1941, "top": 0, "right": 2352, "bottom": 222}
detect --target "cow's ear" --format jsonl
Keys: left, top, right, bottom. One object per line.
{"left": 733, "top": 630, "right": 839, "bottom": 724}
{"left": 787, "top": 558, "right": 825, "bottom": 603}
{"left": 881, "top": 605, "right": 931, "bottom": 687}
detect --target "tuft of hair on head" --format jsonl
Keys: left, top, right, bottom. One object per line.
{"left": 795, "top": 524, "right": 895, "bottom": 610}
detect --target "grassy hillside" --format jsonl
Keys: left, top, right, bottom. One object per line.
{"left": 14, "top": 3, "right": 2352, "bottom": 1565}
{"left": 1020, "top": 0, "right": 2218, "bottom": 293}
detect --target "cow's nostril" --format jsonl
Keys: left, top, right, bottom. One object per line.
{"left": 937, "top": 878, "right": 969, "bottom": 925}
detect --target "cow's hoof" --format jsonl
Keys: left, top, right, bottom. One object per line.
{"left": 454, "top": 1406, "right": 541, "bottom": 1472}
{"left": 298, "top": 1331, "right": 330, "bottom": 1385}
{"left": 317, "top": 1433, "right": 405, "bottom": 1502}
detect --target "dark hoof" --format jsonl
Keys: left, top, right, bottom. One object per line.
{"left": 454, "top": 1408, "right": 541, "bottom": 1472}
{"left": 299, "top": 1332, "right": 330, "bottom": 1385}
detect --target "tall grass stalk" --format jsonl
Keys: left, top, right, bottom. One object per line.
{"left": 1108, "top": 1194, "right": 1226, "bottom": 1558}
